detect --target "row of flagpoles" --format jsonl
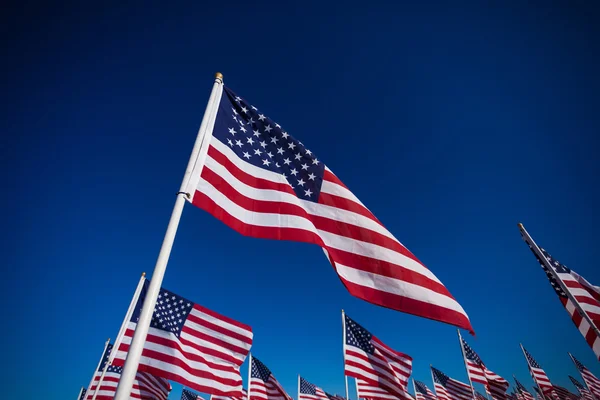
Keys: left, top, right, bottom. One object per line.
{"left": 76, "top": 72, "right": 600, "bottom": 400}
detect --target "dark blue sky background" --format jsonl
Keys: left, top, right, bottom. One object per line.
{"left": 3, "top": 1, "right": 600, "bottom": 400}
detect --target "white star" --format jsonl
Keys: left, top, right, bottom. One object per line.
{"left": 308, "top": 173, "right": 316, "bottom": 180}
{"left": 270, "top": 136, "right": 279, "bottom": 144}
{"left": 262, "top": 159, "right": 271, "bottom": 166}
{"left": 260, "top": 141, "right": 267, "bottom": 148}
{"left": 301, "top": 163, "right": 309, "bottom": 170}
{"left": 227, "top": 139, "right": 233, "bottom": 147}
{"left": 267, "top": 151, "right": 273, "bottom": 158}
{"left": 232, "top": 108, "right": 238, "bottom": 115}
{"left": 294, "top": 153, "right": 302, "bottom": 160}
{"left": 240, "top": 125, "right": 247, "bottom": 133}
{"left": 283, "top": 158, "right": 291, "bottom": 165}
{"left": 312, "top": 158, "right": 319, "bottom": 165}
{"left": 235, "top": 96, "right": 242, "bottom": 102}
{"left": 275, "top": 123, "right": 281, "bottom": 128}
{"left": 228, "top": 127, "right": 236, "bottom": 135}
{"left": 243, "top": 151, "right": 251, "bottom": 159}
{"left": 241, "top": 106, "right": 248, "bottom": 113}
{"left": 235, "top": 140, "right": 243, "bottom": 147}
{"left": 258, "top": 114, "right": 266, "bottom": 121}
{"left": 290, "top": 168, "right": 298, "bottom": 176}
{"left": 247, "top": 137, "right": 255, "bottom": 145}
{"left": 282, "top": 132, "right": 289, "bottom": 139}
{"left": 264, "top": 125, "right": 273, "bottom": 133}
{"left": 304, "top": 188, "right": 313, "bottom": 197}
{"left": 248, "top": 117, "right": 255, "bottom": 124}
{"left": 277, "top": 147, "right": 285, "bottom": 155}
{"left": 254, "top": 149, "right": 262, "bottom": 156}
{"left": 297, "top": 178, "right": 305, "bottom": 186}
{"left": 253, "top": 130, "right": 261, "bottom": 137}
{"left": 288, "top": 142, "right": 296, "bottom": 150}
{"left": 305, "top": 149, "right": 312, "bottom": 155}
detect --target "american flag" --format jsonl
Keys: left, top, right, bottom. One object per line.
{"left": 212, "top": 389, "right": 248, "bottom": 400}
{"left": 185, "top": 85, "right": 473, "bottom": 333}
{"left": 475, "top": 392, "right": 487, "bottom": 400}
{"left": 343, "top": 314, "right": 413, "bottom": 399}
{"left": 514, "top": 377, "right": 534, "bottom": 400}
{"left": 521, "top": 347, "right": 556, "bottom": 399}
{"left": 507, "top": 392, "right": 518, "bottom": 400}
{"left": 520, "top": 226, "right": 600, "bottom": 360}
{"left": 552, "top": 386, "right": 579, "bottom": 400}
{"left": 569, "top": 376, "right": 594, "bottom": 400}
{"left": 356, "top": 379, "right": 412, "bottom": 400}
{"left": 414, "top": 380, "right": 437, "bottom": 400}
{"left": 431, "top": 367, "right": 473, "bottom": 400}
{"left": 113, "top": 280, "right": 253, "bottom": 397}
{"left": 570, "top": 354, "right": 600, "bottom": 399}
{"left": 79, "top": 387, "right": 87, "bottom": 400}
{"left": 85, "top": 343, "right": 113, "bottom": 400}
{"left": 182, "top": 389, "right": 206, "bottom": 400}
{"left": 325, "top": 394, "right": 345, "bottom": 400}
{"left": 249, "top": 356, "right": 292, "bottom": 400}
{"left": 460, "top": 336, "right": 508, "bottom": 400}
{"left": 299, "top": 377, "right": 330, "bottom": 400}
{"left": 88, "top": 364, "right": 171, "bottom": 400}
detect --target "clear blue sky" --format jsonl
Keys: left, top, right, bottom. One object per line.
{"left": 3, "top": 2, "right": 600, "bottom": 400}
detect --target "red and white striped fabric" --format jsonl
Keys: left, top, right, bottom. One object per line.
{"left": 414, "top": 380, "right": 437, "bottom": 400}
{"left": 570, "top": 354, "right": 600, "bottom": 398}
{"left": 431, "top": 367, "right": 472, "bottom": 400}
{"left": 551, "top": 386, "right": 579, "bottom": 400}
{"left": 520, "top": 226, "right": 600, "bottom": 360}
{"left": 344, "top": 314, "right": 412, "bottom": 399}
{"left": 569, "top": 376, "right": 594, "bottom": 400}
{"left": 212, "top": 389, "right": 248, "bottom": 400}
{"left": 521, "top": 347, "right": 556, "bottom": 399}
{"left": 88, "top": 365, "right": 171, "bottom": 400}
{"left": 249, "top": 356, "right": 292, "bottom": 400}
{"left": 460, "top": 336, "right": 508, "bottom": 400}
{"left": 357, "top": 379, "right": 412, "bottom": 400}
{"left": 186, "top": 85, "right": 473, "bottom": 334}
{"left": 113, "top": 280, "right": 253, "bottom": 397}
{"left": 513, "top": 378, "right": 534, "bottom": 400}
{"left": 299, "top": 377, "right": 330, "bottom": 400}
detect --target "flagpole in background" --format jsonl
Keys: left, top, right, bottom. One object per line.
{"left": 430, "top": 366, "right": 437, "bottom": 398}
{"left": 85, "top": 338, "right": 111, "bottom": 399}
{"left": 354, "top": 378, "right": 360, "bottom": 400}
{"left": 342, "top": 310, "right": 349, "bottom": 400}
{"left": 457, "top": 330, "right": 477, "bottom": 400}
{"left": 298, "top": 375, "right": 301, "bottom": 400}
{"left": 91, "top": 273, "right": 147, "bottom": 400}
{"left": 77, "top": 387, "right": 85, "bottom": 400}
{"left": 248, "top": 353, "right": 253, "bottom": 400}
{"left": 519, "top": 223, "right": 600, "bottom": 340}
{"left": 113, "top": 73, "right": 224, "bottom": 400}
{"left": 519, "top": 344, "right": 547, "bottom": 400}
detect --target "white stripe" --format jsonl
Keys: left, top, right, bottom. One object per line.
{"left": 345, "top": 351, "right": 406, "bottom": 386}
{"left": 336, "top": 262, "right": 468, "bottom": 314}
{"left": 320, "top": 179, "right": 367, "bottom": 208}
{"left": 190, "top": 307, "right": 253, "bottom": 340}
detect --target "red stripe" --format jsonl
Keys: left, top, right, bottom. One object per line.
{"left": 192, "top": 303, "right": 253, "bottom": 333}
{"left": 180, "top": 324, "right": 249, "bottom": 365}
{"left": 345, "top": 348, "right": 403, "bottom": 380}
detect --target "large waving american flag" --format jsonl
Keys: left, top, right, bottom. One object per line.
{"left": 569, "top": 376, "right": 594, "bottom": 400}
{"left": 249, "top": 356, "right": 292, "bottom": 400}
{"left": 520, "top": 225, "right": 600, "bottom": 360}
{"left": 343, "top": 313, "right": 413, "bottom": 399}
{"left": 185, "top": 84, "right": 472, "bottom": 333}
{"left": 460, "top": 336, "right": 508, "bottom": 400}
{"left": 570, "top": 354, "right": 600, "bottom": 399}
{"left": 431, "top": 367, "right": 472, "bottom": 400}
{"left": 513, "top": 377, "right": 534, "bottom": 400}
{"left": 520, "top": 346, "right": 556, "bottom": 399}
{"left": 299, "top": 377, "right": 330, "bottom": 400}
{"left": 113, "top": 280, "right": 253, "bottom": 397}
{"left": 414, "top": 380, "right": 437, "bottom": 400}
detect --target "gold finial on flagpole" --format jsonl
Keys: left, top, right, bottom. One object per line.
{"left": 141, "top": 272, "right": 146, "bottom": 277}
{"left": 518, "top": 222, "right": 524, "bottom": 228}
{"left": 215, "top": 72, "right": 223, "bottom": 80}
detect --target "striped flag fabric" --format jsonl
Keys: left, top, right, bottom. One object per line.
{"left": 356, "top": 379, "right": 412, "bottom": 400}
{"left": 514, "top": 377, "right": 534, "bottom": 400}
{"left": 299, "top": 377, "right": 330, "bottom": 400}
{"left": 185, "top": 84, "right": 473, "bottom": 333}
{"left": 521, "top": 346, "right": 556, "bottom": 399}
{"left": 552, "top": 386, "right": 579, "bottom": 400}
{"left": 570, "top": 354, "right": 600, "bottom": 398}
{"left": 343, "top": 313, "right": 413, "bottom": 399}
{"left": 520, "top": 226, "right": 600, "bottom": 360}
{"left": 325, "top": 394, "right": 345, "bottom": 400}
{"left": 249, "top": 356, "right": 292, "bottom": 400}
{"left": 212, "top": 389, "right": 248, "bottom": 400}
{"left": 460, "top": 336, "right": 508, "bottom": 400}
{"left": 431, "top": 367, "right": 473, "bottom": 400}
{"left": 85, "top": 343, "right": 114, "bottom": 400}
{"left": 89, "top": 365, "right": 171, "bottom": 400}
{"left": 182, "top": 389, "right": 206, "bottom": 400}
{"left": 414, "top": 380, "right": 437, "bottom": 400}
{"left": 569, "top": 376, "right": 594, "bottom": 400}
{"left": 113, "top": 280, "right": 253, "bottom": 397}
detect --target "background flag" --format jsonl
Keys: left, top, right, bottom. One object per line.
{"left": 431, "top": 367, "right": 473, "bottom": 400}
{"left": 182, "top": 389, "right": 207, "bottom": 400}
{"left": 521, "top": 346, "right": 556, "bottom": 399}
{"left": 414, "top": 380, "right": 437, "bottom": 400}
{"left": 113, "top": 280, "right": 253, "bottom": 397}
{"left": 90, "top": 365, "right": 171, "bottom": 400}
{"left": 299, "top": 377, "right": 330, "bottom": 400}
{"left": 186, "top": 85, "right": 473, "bottom": 333}
{"left": 212, "top": 389, "right": 248, "bottom": 400}
{"left": 552, "top": 386, "right": 579, "bottom": 400}
{"left": 85, "top": 343, "right": 114, "bottom": 400}
{"left": 514, "top": 377, "right": 534, "bottom": 400}
{"left": 249, "top": 356, "right": 292, "bottom": 400}
{"left": 569, "top": 376, "right": 594, "bottom": 400}
{"left": 460, "top": 335, "right": 508, "bottom": 399}
{"left": 570, "top": 354, "right": 600, "bottom": 398}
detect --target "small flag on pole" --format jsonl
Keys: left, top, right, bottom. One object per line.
{"left": 113, "top": 280, "right": 253, "bottom": 397}
{"left": 249, "top": 356, "right": 292, "bottom": 400}
{"left": 211, "top": 389, "right": 248, "bottom": 400}
{"left": 570, "top": 354, "right": 600, "bottom": 399}
{"left": 569, "top": 376, "right": 594, "bottom": 400}
{"left": 513, "top": 377, "right": 534, "bottom": 400}
{"left": 460, "top": 335, "right": 508, "bottom": 399}
{"left": 343, "top": 313, "right": 412, "bottom": 399}
{"left": 299, "top": 377, "right": 330, "bottom": 400}
{"left": 414, "top": 380, "right": 437, "bottom": 400}
{"left": 182, "top": 389, "right": 206, "bottom": 400}
{"left": 85, "top": 343, "right": 114, "bottom": 400}
{"left": 520, "top": 346, "right": 557, "bottom": 400}
{"left": 185, "top": 85, "right": 473, "bottom": 333}
{"left": 551, "top": 385, "right": 579, "bottom": 400}
{"left": 431, "top": 367, "right": 472, "bottom": 400}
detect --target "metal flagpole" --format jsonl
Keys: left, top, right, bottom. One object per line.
{"left": 457, "top": 330, "right": 477, "bottom": 400}
{"left": 354, "top": 378, "right": 360, "bottom": 400}
{"left": 519, "top": 223, "right": 600, "bottom": 339}
{"left": 430, "top": 366, "right": 437, "bottom": 398}
{"left": 85, "top": 338, "right": 111, "bottom": 399}
{"left": 248, "top": 353, "right": 253, "bottom": 400}
{"left": 77, "top": 387, "right": 84, "bottom": 400}
{"left": 568, "top": 353, "right": 598, "bottom": 400}
{"left": 342, "top": 310, "right": 349, "bottom": 400}
{"left": 92, "top": 273, "right": 147, "bottom": 400}
{"left": 519, "top": 344, "right": 547, "bottom": 400}
{"left": 113, "top": 73, "right": 224, "bottom": 400}
{"left": 298, "top": 375, "right": 301, "bottom": 400}
{"left": 412, "top": 379, "right": 418, "bottom": 400}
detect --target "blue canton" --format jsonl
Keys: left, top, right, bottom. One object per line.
{"left": 345, "top": 315, "right": 374, "bottom": 354}
{"left": 212, "top": 87, "right": 326, "bottom": 201}
{"left": 79, "top": 388, "right": 87, "bottom": 400}
{"left": 523, "top": 349, "right": 541, "bottom": 369}
{"left": 570, "top": 376, "right": 585, "bottom": 390}
{"left": 182, "top": 389, "right": 201, "bottom": 400}
{"left": 98, "top": 344, "right": 113, "bottom": 371}
{"left": 432, "top": 368, "right": 449, "bottom": 386}
{"left": 461, "top": 339, "right": 483, "bottom": 366}
{"left": 571, "top": 356, "right": 585, "bottom": 372}
{"left": 540, "top": 248, "right": 571, "bottom": 273}
{"left": 521, "top": 238, "right": 568, "bottom": 298}
{"left": 300, "top": 377, "right": 317, "bottom": 395}
{"left": 251, "top": 357, "right": 273, "bottom": 382}
{"left": 130, "top": 280, "right": 194, "bottom": 338}
{"left": 415, "top": 381, "right": 428, "bottom": 394}
{"left": 107, "top": 365, "right": 123, "bottom": 374}
{"left": 515, "top": 378, "right": 528, "bottom": 392}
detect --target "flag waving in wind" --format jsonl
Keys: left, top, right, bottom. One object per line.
{"left": 414, "top": 380, "right": 437, "bottom": 400}
{"left": 520, "top": 346, "right": 556, "bottom": 400}
{"left": 570, "top": 354, "right": 600, "bottom": 399}
{"left": 513, "top": 377, "right": 534, "bottom": 400}
{"left": 569, "top": 376, "right": 594, "bottom": 400}
{"left": 298, "top": 377, "right": 330, "bottom": 400}
{"left": 184, "top": 84, "right": 473, "bottom": 333}
{"left": 249, "top": 356, "right": 292, "bottom": 400}
{"left": 431, "top": 367, "right": 473, "bottom": 400}
{"left": 459, "top": 334, "right": 508, "bottom": 400}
